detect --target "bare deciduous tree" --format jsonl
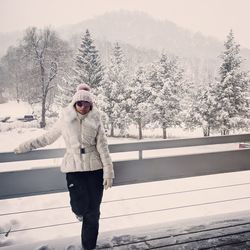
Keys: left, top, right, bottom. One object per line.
{"left": 21, "top": 27, "right": 70, "bottom": 127}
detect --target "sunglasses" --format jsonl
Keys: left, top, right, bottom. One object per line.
{"left": 75, "top": 101, "right": 91, "bottom": 108}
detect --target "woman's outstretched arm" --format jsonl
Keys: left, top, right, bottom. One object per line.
{"left": 14, "top": 119, "right": 62, "bottom": 154}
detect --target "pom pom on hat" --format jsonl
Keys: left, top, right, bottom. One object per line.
{"left": 77, "top": 83, "right": 90, "bottom": 92}
{"left": 72, "top": 83, "right": 93, "bottom": 105}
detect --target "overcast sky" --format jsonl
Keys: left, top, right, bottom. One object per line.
{"left": 1, "top": 0, "right": 250, "bottom": 48}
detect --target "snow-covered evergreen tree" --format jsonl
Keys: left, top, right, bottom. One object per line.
{"left": 185, "top": 83, "right": 216, "bottom": 136}
{"left": 74, "top": 29, "right": 104, "bottom": 93}
{"left": 150, "top": 53, "right": 184, "bottom": 139}
{"left": 100, "top": 42, "right": 130, "bottom": 136}
{"left": 128, "top": 66, "right": 152, "bottom": 139}
{"left": 214, "top": 30, "right": 250, "bottom": 135}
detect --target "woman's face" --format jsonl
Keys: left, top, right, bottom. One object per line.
{"left": 75, "top": 101, "right": 91, "bottom": 115}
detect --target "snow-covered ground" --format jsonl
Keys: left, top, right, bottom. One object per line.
{"left": 0, "top": 101, "right": 250, "bottom": 248}
{"left": 0, "top": 101, "right": 33, "bottom": 118}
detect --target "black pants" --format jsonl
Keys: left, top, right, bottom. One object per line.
{"left": 66, "top": 169, "right": 104, "bottom": 250}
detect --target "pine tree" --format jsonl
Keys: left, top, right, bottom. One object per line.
{"left": 128, "top": 66, "right": 152, "bottom": 139}
{"left": 101, "top": 43, "right": 130, "bottom": 136}
{"left": 186, "top": 83, "right": 216, "bottom": 136}
{"left": 214, "top": 30, "right": 250, "bottom": 135}
{"left": 74, "top": 29, "right": 104, "bottom": 93}
{"left": 150, "top": 53, "right": 184, "bottom": 139}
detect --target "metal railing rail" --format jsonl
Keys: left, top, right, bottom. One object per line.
{"left": 0, "top": 134, "right": 250, "bottom": 199}
{"left": 1, "top": 133, "right": 250, "bottom": 163}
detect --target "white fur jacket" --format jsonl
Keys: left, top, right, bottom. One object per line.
{"left": 15, "top": 104, "right": 114, "bottom": 179}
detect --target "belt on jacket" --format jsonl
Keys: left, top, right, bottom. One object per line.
{"left": 66, "top": 145, "right": 97, "bottom": 154}
{"left": 80, "top": 145, "right": 97, "bottom": 154}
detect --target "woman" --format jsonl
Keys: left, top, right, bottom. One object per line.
{"left": 14, "top": 84, "right": 115, "bottom": 250}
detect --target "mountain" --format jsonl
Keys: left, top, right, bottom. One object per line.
{"left": 1, "top": 10, "right": 250, "bottom": 71}
{"left": 58, "top": 10, "right": 224, "bottom": 59}
{"left": 58, "top": 10, "right": 250, "bottom": 71}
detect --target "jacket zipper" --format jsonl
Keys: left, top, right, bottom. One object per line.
{"left": 79, "top": 119, "right": 83, "bottom": 169}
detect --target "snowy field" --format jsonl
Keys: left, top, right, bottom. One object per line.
{"left": 0, "top": 101, "right": 250, "bottom": 247}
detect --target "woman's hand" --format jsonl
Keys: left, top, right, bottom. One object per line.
{"left": 14, "top": 143, "right": 31, "bottom": 154}
{"left": 103, "top": 178, "right": 113, "bottom": 190}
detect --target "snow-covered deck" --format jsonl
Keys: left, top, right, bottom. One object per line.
{"left": 3, "top": 210, "right": 250, "bottom": 249}
{"left": 96, "top": 211, "right": 250, "bottom": 249}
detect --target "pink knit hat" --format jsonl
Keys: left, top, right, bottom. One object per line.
{"left": 72, "top": 84, "right": 94, "bottom": 105}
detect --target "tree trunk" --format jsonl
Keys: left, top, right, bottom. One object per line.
{"left": 163, "top": 128, "right": 167, "bottom": 139}
{"left": 138, "top": 118, "right": 143, "bottom": 140}
{"left": 203, "top": 126, "right": 210, "bottom": 136}
{"left": 110, "top": 122, "right": 114, "bottom": 137}
{"left": 15, "top": 83, "right": 19, "bottom": 102}
{"left": 39, "top": 58, "right": 46, "bottom": 128}
{"left": 221, "top": 129, "right": 229, "bottom": 135}
{"left": 40, "top": 98, "right": 46, "bottom": 128}
{"left": 162, "top": 122, "right": 167, "bottom": 139}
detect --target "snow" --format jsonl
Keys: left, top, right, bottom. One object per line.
{"left": 0, "top": 101, "right": 33, "bottom": 117}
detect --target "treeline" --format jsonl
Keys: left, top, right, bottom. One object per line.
{"left": 0, "top": 27, "right": 249, "bottom": 138}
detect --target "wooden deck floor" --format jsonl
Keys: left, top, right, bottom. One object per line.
{"left": 3, "top": 211, "right": 250, "bottom": 250}
{"left": 96, "top": 210, "right": 250, "bottom": 250}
